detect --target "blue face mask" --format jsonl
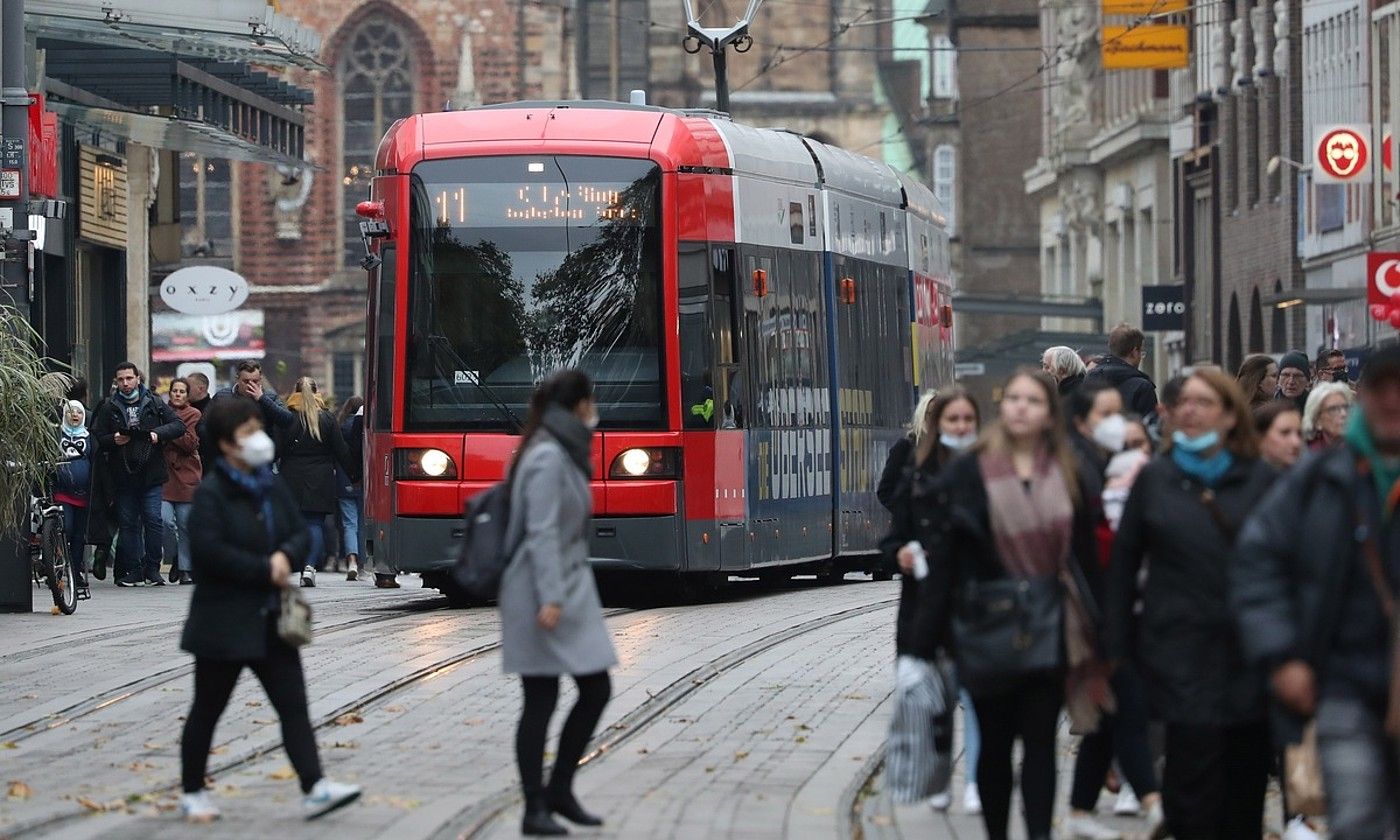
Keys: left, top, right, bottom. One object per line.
{"left": 940, "top": 432, "right": 977, "bottom": 451}
{"left": 1171, "top": 429, "right": 1220, "bottom": 454}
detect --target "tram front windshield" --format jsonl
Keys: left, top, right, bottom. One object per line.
{"left": 404, "top": 155, "right": 663, "bottom": 431}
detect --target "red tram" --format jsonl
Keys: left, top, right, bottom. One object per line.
{"left": 357, "top": 101, "right": 954, "bottom": 601}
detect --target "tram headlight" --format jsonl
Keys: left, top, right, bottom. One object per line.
{"left": 395, "top": 448, "right": 458, "bottom": 480}
{"left": 609, "top": 448, "right": 681, "bottom": 479}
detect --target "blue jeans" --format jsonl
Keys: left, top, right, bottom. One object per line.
{"left": 115, "top": 484, "right": 164, "bottom": 581}
{"left": 1316, "top": 692, "right": 1400, "bottom": 839}
{"left": 338, "top": 495, "right": 362, "bottom": 560}
{"left": 162, "top": 501, "right": 193, "bottom": 573}
{"left": 60, "top": 503, "right": 88, "bottom": 578}
{"left": 961, "top": 688, "right": 981, "bottom": 784}
{"left": 304, "top": 514, "right": 325, "bottom": 572}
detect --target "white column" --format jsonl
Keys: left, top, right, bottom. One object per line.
{"left": 125, "top": 144, "right": 153, "bottom": 374}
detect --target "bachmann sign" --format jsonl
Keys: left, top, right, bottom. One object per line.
{"left": 1102, "top": 25, "right": 1189, "bottom": 70}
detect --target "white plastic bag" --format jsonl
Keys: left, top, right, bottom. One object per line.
{"left": 885, "top": 655, "right": 954, "bottom": 803}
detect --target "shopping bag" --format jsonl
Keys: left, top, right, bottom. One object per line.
{"left": 884, "top": 655, "right": 953, "bottom": 803}
{"left": 1284, "top": 722, "right": 1326, "bottom": 817}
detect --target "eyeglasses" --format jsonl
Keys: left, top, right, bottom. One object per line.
{"left": 1322, "top": 404, "right": 1350, "bottom": 416}
{"left": 1279, "top": 372, "right": 1308, "bottom": 383}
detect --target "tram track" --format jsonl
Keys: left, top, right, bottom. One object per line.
{"left": 4, "top": 607, "right": 639, "bottom": 838}
{"left": 437, "top": 595, "right": 899, "bottom": 840}
{"left": 0, "top": 600, "right": 449, "bottom": 746}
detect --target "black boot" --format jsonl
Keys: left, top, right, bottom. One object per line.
{"left": 521, "top": 794, "right": 568, "bottom": 836}
{"left": 547, "top": 791, "right": 603, "bottom": 827}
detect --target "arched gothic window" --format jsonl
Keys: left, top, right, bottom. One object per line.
{"left": 1227, "top": 292, "right": 1243, "bottom": 374}
{"left": 1272, "top": 280, "right": 1288, "bottom": 352}
{"left": 340, "top": 15, "right": 415, "bottom": 267}
{"left": 1249, "top": 286, "right": 1265, "bottom": 353}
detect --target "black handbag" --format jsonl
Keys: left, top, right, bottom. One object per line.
{"left": 952, "top": 575, "right": 1063, "bottom": 693}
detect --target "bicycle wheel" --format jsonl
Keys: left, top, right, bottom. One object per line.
{"left": 40, "top": 517, "right": 77, "bottom": 615}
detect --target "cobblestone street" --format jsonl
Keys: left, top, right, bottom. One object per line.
{"left": 1, "top": 576, "right": 1156, "bottom": 840}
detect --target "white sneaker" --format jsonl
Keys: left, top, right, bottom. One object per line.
{"left": 1064, "top": 813, "right": 1123, "bottom": 840}
{"left": 300, "top": 566, "right": 316, "bottom": 588}
{"left": 962, "top": 782, "right": 982, "bottom": 816}
{"left": 1113, "top": 784, "right": 1141, "bottom": 816}
{"left": 1283, "top": 816, "right": 1323, "bottom": 840}
{"left": 1145, "top": 801, "right": 1168, "bottom": 840}
{"left": 927, "top": 791, "right": 951, "bottom": 811}
{"left": 179, "top": 791, "right": 221, "bottom": 823}
{"left": 302, "top": 778, "right": 361, "bottom": 820}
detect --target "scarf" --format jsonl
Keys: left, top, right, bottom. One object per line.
{"left": 979, "top": 446, "right": 1112, "bottom": 732}
{"left": 1343, "top": 409, "right": 1400, "bottom": 518}
{"left": 540, "top": 405, "right": 594, "bottom": 478}
{"left": 61, "top": 401, "right": 88, "bottom": 439}
{"left": 216, "top": 459, "right": 280, "bottom": 547}
{"left": 1171, "top": 446, "right": 1234, "bottom": 488}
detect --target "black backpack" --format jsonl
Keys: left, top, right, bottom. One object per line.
{"left": 450, "top": 481, "right": 517, "bottom": 600}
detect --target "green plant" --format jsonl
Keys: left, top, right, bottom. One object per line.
{"left": 0, "top": 304, "right": 63, "bottom": 536}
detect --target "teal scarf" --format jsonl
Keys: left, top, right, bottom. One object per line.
{"left": 1342, "top": 409, "right": 1400, "bottom": 517}
{"left": 1171, "top": 446, "right": 1234, "bottom": 487}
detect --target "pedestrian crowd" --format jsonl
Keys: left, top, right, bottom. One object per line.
{"left": 53, "top": 360, "right": 397, "bottom": 591}
{"left": 880, "top": 323, "right": 1399, "bottom": 840}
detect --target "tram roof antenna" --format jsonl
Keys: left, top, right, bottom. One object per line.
{"left": 681, "top": 0, "right": 763, "bottom": 113}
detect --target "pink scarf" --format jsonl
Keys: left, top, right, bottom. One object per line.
{"left": 978, "top": 446, "right": 1113, "bottom": 731}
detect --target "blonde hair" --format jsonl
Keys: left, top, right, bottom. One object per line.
{"left": 1302, "top": 382, "right": 1353, "bottom": 438}
{"left": 907, "top": 390, "right": 939, "bottom": 451}
{"left": 290, "top": 376, "right": 323, "bottom": 442}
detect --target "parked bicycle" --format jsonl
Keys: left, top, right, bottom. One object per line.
{"left": 26, "top": 467, "right": 84, "bottom": 613}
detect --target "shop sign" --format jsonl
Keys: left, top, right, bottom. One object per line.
{"left": 1102, "top": 25, "right": 1189, "bottom": 70}
{"left": 159, "top": 265, "right": 249, "bottom": 315}
{"left": 151, "top": 309, "right": 265, "bottom": 363}
{"left": 1314, "top": 125, "right": 1371, "bottom": 183}
{"left": 1102, "top": 0, "right": 1188, "bottom": 13}
{"left": 1142, "top": 285, "right": 1186, "bottom": 331}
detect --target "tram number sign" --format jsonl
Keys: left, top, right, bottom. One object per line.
{"left": 1142, "top": 285, "right": 1186, "bottom": 331}
{"left": 0, "top": 168, "right": 19, "bottom": 198}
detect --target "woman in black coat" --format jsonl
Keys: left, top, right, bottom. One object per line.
{"left": 881, "top": 387, "right": 982, "bottom": 811}
{"left": 914, "top": 370, "right": 1104, "bottom": 840}
{"left": 1106, "top": 368, "right": 1277, "bottom": 840}
{"left": 178, "top": 396, "right": 361, "bottom": 824}
{"left": 279, "top": 377, "right": 357, "bottom": 588}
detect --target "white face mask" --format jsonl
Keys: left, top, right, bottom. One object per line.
{"left": 1091, "top": 413, "right": 1129, "bottom": 453}
{"left": 583, "top": 412, "right": 599, "bottom": 430}
{"left": 940, "top": 431, "right": 977, "bottom": 451}
{"left": 239, "top": 430, "right": 276, "bottom": 468}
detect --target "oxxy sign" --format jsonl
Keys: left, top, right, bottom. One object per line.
{"left": 159, "top": 266, "right": 249, "bottom": 316}
{"left": 1314, "top": 124, "right": 1372, "bottom": 184}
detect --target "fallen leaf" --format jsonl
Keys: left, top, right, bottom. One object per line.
{"left": 8, "top": 780, "right": 32, "bottom": 799}
{"left": 20, "top": 693, "right": 37, "bottom": 700}
{"left": 795, "top": 736, "right": 808, "bottom": 743}
{"left": 734, "top": 751, "right": 749, "bottom": 761}
{"left": 50, "top": 605, "right": 60, "bottom": 615}
{"left": 252, "top": 719, "right": 276, "bottom": 725}
{"left": 462, "top": 718, "right": 485, "bottom": 727}
{"left": 76, "top": 796, "right": 106, "bottom": 812}
{"left": 383, "top": 705, "right": 405, "bottom": 714}
{"left": 267, "top": 767, "right": 296, "bottom": 781}
{"left": 329, "top": 741, "right": 359, "bottom": 750}
{"left": 142, "top": 741, "right": 163, "bottom": 751}
{"left": 704, "top": 766, "right": 715, "bottom": 773}
{"left": 1, "top": 742, "right": 17, "bottom": 750}
{"left": 333, "top": 713, "right": 364, "bottom": 726}
{"left": 208, "top": 746, "right": 227, "bottom": 756}
{"left": 843, "top": 693, "right": 869, "bottom": 700}
{"left": 796, "top": 723, "right": 811, "bottom": 731}
{"left": 245, "top": 701, "right": 263, "bottom": 708}
{"left": 637, "top": 748, "right": 649, "bottom": 754}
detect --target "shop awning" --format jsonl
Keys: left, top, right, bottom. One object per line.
{"left": 42, "top": 41, "right": 309, "bottom": 166}
{"left": 27, "top": 0, "right": 322, "bottom": 69}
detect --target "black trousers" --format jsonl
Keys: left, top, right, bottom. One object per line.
{"left": 516, "top": 672, "right": 611, "bottom": 800}
{"left": 973, "top": 673, "right": 1064, "bottom": 840}
{"left": 181, "top": 635, "right": 323, "bottom": 794}
{"left": 1070, "top": 665, "right": 1160, "bottom": 810}
{"left": 1161, "top": 719, "right": 1272, "bottom": 840}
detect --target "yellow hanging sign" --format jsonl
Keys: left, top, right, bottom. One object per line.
{"left": 1102, "top": 25, "right": 1190, "bottom": 70}
{"left": 1102, "top": 0, "right": 1189, "bottom": 14}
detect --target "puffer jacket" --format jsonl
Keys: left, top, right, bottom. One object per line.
{"left": 1234, "top": 445, "right": 1400, "bottom": 742}
{"left": 1107, "top": 455, "right": 1276, "bottom": 726}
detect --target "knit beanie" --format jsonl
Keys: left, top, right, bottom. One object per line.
{"left": 1279, "top": 349, "right": 1311, "bottom": 379}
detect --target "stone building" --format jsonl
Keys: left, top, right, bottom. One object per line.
{"left": 1023, "top": 0, "right": 1179, "bottom": 384}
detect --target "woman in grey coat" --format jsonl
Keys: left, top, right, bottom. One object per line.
{"left": 500, "top": 370, "right": 617, "bottom": 836}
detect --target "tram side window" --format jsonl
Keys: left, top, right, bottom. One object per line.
{"left": 713, "top": 247, "right": 744, "bottom": 428}
{"left": 679, "top": 243, "right": 714, "bottom": 428}
{"left": 372, "top": 245, "right": 396, "bottom": 431}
